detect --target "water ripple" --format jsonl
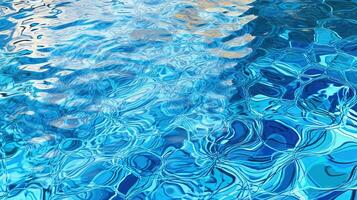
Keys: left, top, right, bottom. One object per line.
{"left": 0, "top": 0, "right": 357, "bottom": 199}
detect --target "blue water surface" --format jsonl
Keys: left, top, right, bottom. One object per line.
{"left": 0, "top": 0, "right": 357, "bottom": 199}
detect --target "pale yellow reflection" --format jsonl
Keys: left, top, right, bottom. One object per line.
{"left": 173, "top": 0, "right": 256, "bottom": 59}
{"left": 30, "top": 134, "right": 55, "bottom": 144}
{"left": 196, "top": 29, "right": 225, "bottom": 38}
{"left": 174, "top": 0, "right": 256, "bottom": 38}
{"left": 224, "top": 34, "right": 255, "bottom": 47}
{"left": 210, "top": 47, "right": 252, "bottom": 59}
{"left": 56, "top": 70, "right": 74, "bottom": 76}
{"left": 19, "top": 65, "right": 49, "bottom": 72}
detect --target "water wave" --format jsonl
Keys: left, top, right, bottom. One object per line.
{"left": 0, "top": 0, "right": 356, "bottom": 199}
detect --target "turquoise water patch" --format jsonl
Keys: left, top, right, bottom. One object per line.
{"left": 0, "top": 0, "right": 356, "bottom": 199}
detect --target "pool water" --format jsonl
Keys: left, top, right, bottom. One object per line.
{"left": 0, "top": 0, "right": 357, "bottom": 199}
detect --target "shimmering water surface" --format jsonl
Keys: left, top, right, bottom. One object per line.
{"left": 0, "top": 0, "right": 357, "bottom": 199}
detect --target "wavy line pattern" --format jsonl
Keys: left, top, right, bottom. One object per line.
{"left": 0, "top": 0, "right": 356, "bottom": 199}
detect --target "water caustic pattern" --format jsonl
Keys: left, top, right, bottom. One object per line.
{"left": 0, "top": 0, "right": 357, "bottom": 199}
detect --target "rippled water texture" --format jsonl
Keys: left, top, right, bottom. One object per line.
{"left": 1, "top": 0, "right": 357, "bottom": 199}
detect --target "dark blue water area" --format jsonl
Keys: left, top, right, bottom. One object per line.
{"left": 0, "top": 0, "right": 357, "bottom": 199}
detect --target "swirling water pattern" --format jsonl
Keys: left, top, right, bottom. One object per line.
{"left": 0, "top": 0, "right": 356, "bottom": 199}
